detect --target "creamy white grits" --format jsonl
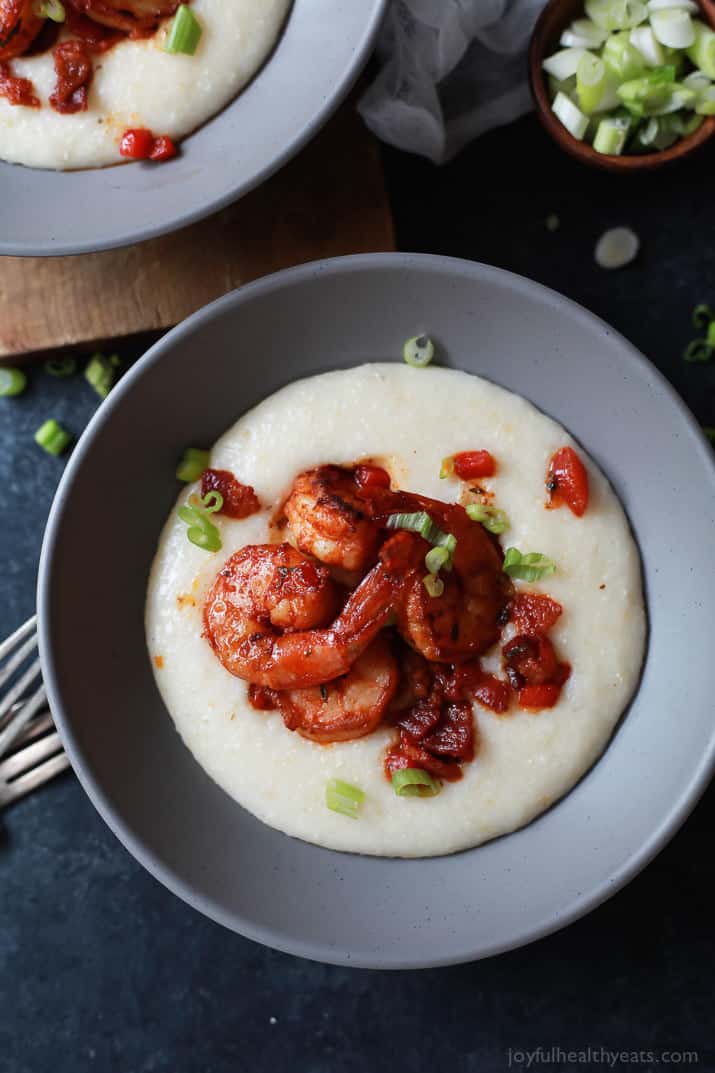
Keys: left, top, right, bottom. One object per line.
{"left": 145, "top": 364, "right": 646, "bottom": 857}
{"left": 0, "top": 0, "right": 291, "bottom": 169}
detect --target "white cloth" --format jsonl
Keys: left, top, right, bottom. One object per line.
{"left": 359, "top": 0, "right": 547, "bottom": 164}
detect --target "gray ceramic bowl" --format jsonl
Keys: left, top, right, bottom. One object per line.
{"left": 0, "top": 0, "right": 387, "bottom": 257}
{"left": 38, "top": 254, "right": 715, "bottom": 968}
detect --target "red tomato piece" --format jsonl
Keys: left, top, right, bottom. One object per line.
{"left": 119, "top": 128, "right": 154, "bottom": 159}
{"left": 547, "top": 446, "right": 589, "bottom": 517}
{"left": 200, "top": 468, "right": 260, "bottom": 520}
{"left": 517, "top": 683, "right": 562, "bottom": 711}
{"left": 503, "top": 634, "right": 559, "bottom": 689}
{"left": 453, "top": 450, "right": 496, "bottom": 480}
{"left": 0, "top": 62, "right": 40, "bottom": 107}
{"left": 472, "top": 673, "right": 512, "bottom": 714}
{"left": 150, "top": 135, "right": 177, "bottom": 161}
{"left": 510, "top": 593, "right": 563, "bottom": 634}
{"left": 354, "top": 464, "right": 391, "bottom": 490}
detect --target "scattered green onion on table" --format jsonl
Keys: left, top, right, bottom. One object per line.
{"left": 543, "top": 1, "right": 715, "bottom": 156}
{"left": 0, "top": 367, "right": 27, "bottom": 397}
{"left": 34, "top": 418, "right": 72, "bottom": 456}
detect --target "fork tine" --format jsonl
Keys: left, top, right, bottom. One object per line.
{"left": 0, "top": 630, "right": 38, "bottom": 691}
{"left": 0, "top": 680, "right": 47, "bottom": 756}
{"left": 0, "top": 655, "right": 42, "bottom": 725}
{"left": 0, "top": 615, "right": 37, "bottom": 661}
{"left": 1, "top": 751, "right": 70, "bottom": 806}
{"left": 11, "top": 711, "right": 54, "bottom": 749}
{"left": 0, "top": 730, "right": 63, "bottom": 781}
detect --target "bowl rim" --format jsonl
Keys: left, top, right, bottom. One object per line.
{"left": 0, "top": 0, "right": 389, "bottom": 258}
{"left": 37, "top": 253, "right": 715, "bottom": 968}
{"left": 528, "top": 0, "right": 715, "bottom": 172}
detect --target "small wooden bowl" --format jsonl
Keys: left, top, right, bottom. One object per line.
{"left": 529, "top": 0, "right": 715, "bottom": 170}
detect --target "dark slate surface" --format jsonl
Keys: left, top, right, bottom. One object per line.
{"left": 1, "top": 115, "right": 714, "bottom": 1073}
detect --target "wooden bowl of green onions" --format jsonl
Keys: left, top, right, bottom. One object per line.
{"left": 529, "top": 0, "right": 715, "bottom": 169}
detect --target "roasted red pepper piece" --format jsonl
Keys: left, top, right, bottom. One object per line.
{"left": 547, "top": 446, "right": 589, "bottom": 517}
{"left": 452, "top": 450, "right": 496, "bottom": 480}
{"left": 510, "top": 593, "right": 563, "bottom": 634}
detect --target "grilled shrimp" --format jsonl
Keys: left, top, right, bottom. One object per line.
{"left": 283, "top": 465, "right": 382, "bottom": 575}
{"left": 377, "top": 499, "right": 511, "bottom": 663}
{"left": 279, "top": 635, "right": 398, "bottom": 743}
{"left": 0, "top": 0, "right": 44, "bottom": 60}
{"left": 69, "top": 0, "right": 179, "bottom": 33}
{"left": 204, "top": 543, "right": 400, "bottom": 690}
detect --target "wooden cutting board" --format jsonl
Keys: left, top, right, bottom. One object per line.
{"left": 0, "top": 94, "right": 395, "bottom": 360}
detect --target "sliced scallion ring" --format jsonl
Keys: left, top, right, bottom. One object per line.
{"left": 176, "top": 447, "right": 210, "bottom": 482}
{"left": 0, "top": 367, "right": 27, "bottom": 397}
{"left": 687, "top": 20, "right": 715, "bottom": 79}
{"left": 683, "top": 338, "right": 713, "bottom": 362}
{"left": 84, "top": 354, "right": 117, "bottom": 399}
{"left": 44, "top": 355, "right": 77, "bottom": 377}
{"left": 692, "top": 303, "right": 714, "bottom": 330}
{"left": 33, "top": 0, "right": 65, "bottom": 21}
{"left": 465, "top": 502, "right": 510, "bottom": 534}
{"left": 391, "top": 768, "right": 442, "bottom": 798}
{"left": 34, "top": 418, "right": 72, "bottom": 456}
{"left": 177, "top": 494, "right": 222, "bottom": 552}
{"left": 403, "top": 334, "right": 434, "bottom": 368}
{"left": 164, "top": 4, "right": 202, "bottom": 55}
{"left": 552, "top": 91, "right": 590, "bottom": 138}
{"left": 543, "top": 47, "right": 588, "bottom": 80}
{"left": 386, "top": 512, "right": 456, "bottom": 554}
{"left": 629, "top": 25, "right": 665, "bottom": 65}
{"left": 326, "top": 778, "right": 365, "bottom": 819}
{"left": 651, "top": 8, "right": 695, "bottom": 49}
{"left": 502, "top": 547, "right": 557, "bottom": 582}
{"left": 425, "top": 545, "right": 451, "bottom": 574}
{"left": 423, "top": 574, "right": 445, "bottom": 598}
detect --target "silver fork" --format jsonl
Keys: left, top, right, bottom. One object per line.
{"left": 0, "top": 615, "right": 48, "bottom": 757}
{"left": 0, "top": 615, "right": 69, "bottom": 806}
{"left": 0, "top": 709, "right": 69, "bottom": 809}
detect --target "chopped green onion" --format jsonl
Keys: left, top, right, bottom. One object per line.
{"left": 695, "top": 84, "right": 715, "bottom": 114}
{"left": 391, "top": 768, "right": 442, "bottom": 798}
{"left": 164, "top": 4, "right": 202, "bottom": 55}
{"left": 683, "top": 338, "right": 712, "bottom": 362}
{"left": 34, "top": 418, "right": 71, "bottom": 456}
{"left": 577, "top": 52, "right": 619, "bottom": 112}
{"left": 0, "top": 367, "right": 27, "bottom": 397}
{"left": 439, "top": 455, "right": 455, "bottom": 479}
{"left": 84, "top": 353, "right": 117, "bottom": 399}
{"left": 562, "top": 17, "right": 609, "bottom": 48}
{"left": 648, "top": 0, "right": 698, "bottom": 11}
{"left": 552, "top": 90, "right": 590, "bottom": 138}
{"left": 629, "top": 25, "right": 665, "bottom": 66}
{"left": 595, "top": 226, "right": 639, "bottom": 269}
{"left": 177, "top": 493, "right": 222, "bottom": 552}
{"left": 33, "top": 0, "right": 65, "bottom": 21}
{"left": 675, "top": 111, "right": 704, "bottom": 134}
{"left": 44, "top": 355, "right": 76, "bottom": 377}
{"left": 543, "top": 47, "right": 588, "bottom": 80}
{"left": 325, "top": 778, "right": 365, "bottom": 819}
{"left": 425, "top": 545, "right": 451, "bottom": 574}
{"left": 651, "top": 8, "right": 695, "bottom": 49}
{"left": 603, "top": 31, "right": 646, "bottom": 79}
{"left": 503, "top": 547, "right": 557, "bottom": 582}
{"left": 176, "top": 446, "right": 210, "bottom": 482}
{"left": 466, "top": 502, "right": 511, "bottom": 534}
{"left": 593, "top": 114, "right": 630, "bottom": 152}
{"left": 693, "top": 304, "right": 714, "bottom": 329}
{"left": 403, "top": 335, "right": 434, "bottom": 368}
{"left": 707, "top": 323, "right": 715, "bottom": 348}
{"left": 386, "top": 512, "right": 456, "bottom": 553}
{"left": 585, "top": 0, "right": 648, "bottom": 30}
{"left": 423, "top": 574, "right": 445, "bottom": 598}
{"left": 687, "top": 20, "right": 715, "bottom": 78}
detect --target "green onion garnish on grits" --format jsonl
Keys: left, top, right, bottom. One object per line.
{"left": 387, "top": 511, "right": 455, "bottom": 549}
{"left": 0, "top": 367, "right": 27, "bottom": 397}
{"left": 423, "top": 574, "right": 445, "bottom": 598}
{"left": 34, "top": 0, "right": 65, "bottom": 22}
{"left": 502, "top": 547, "right": 557, "bottom": 582}
{"left": 326, "top": 778, "right": 365, "bottom": 819}
{"left": 34, "top": 418, "right": 72, "bottom": 456}
{"left": 391, "top": 768, "right": 442, "bottom": 798}
{"left": 165, "top": 4, "right": 202, "bottom": 55}
{"left": 403, "top": 335, "right": 434, "bottom": 368}
{"left": 44, "top": 355, "right": 76, "bottom": 377}
{"left": 178, "top": 491, "right": 223, "bottom": 552}
{"left": 466, "top": 502, "right": 510, "bottom": 534}
{"left": 176, "top": 447, "right": 210, "bottom": 482}
{"left": 85, "top": 354, "right": 118, "bottom": 399}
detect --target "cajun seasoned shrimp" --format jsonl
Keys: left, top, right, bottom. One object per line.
{"left": 283, "top": 465, "right": 382, "bottom": 575}
{"left": 377, "top": 498, "right": 511, "bottom": 663}
{"left": 279, "top": 635, "right": 398, "bottom": 743}
{"left": 0, "top": 0, "right": 44, "bottom": 60}
{"left": 70, "top": 0, "right": 179, "bottom": 33}
{"left": 204, "top": 543, "right": 400, "bottom": 690}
